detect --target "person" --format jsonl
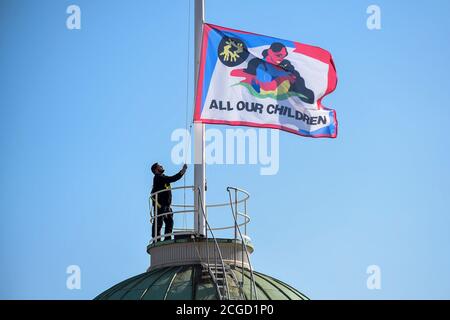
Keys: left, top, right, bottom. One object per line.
{"left": 231, "top": 42, "right": 315, "bottom": 103}
{"left": 150, "top": 163, "right": 187, "bottom": 241}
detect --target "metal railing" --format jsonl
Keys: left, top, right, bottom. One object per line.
{"left": 227, "top": 187, "right": 258, "bottom": 300}
{"left": 148, "top": 185, "right": 256, "bottom": 300}
{"left": 148, "top": 186, "right": 197, "bottom": 242}
{"left": 148, "top": 186, "right": 251, "bottom": 242}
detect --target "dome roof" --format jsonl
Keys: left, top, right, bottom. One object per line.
{"left": 95, "top": 264, "right": 309, "bottom": 300}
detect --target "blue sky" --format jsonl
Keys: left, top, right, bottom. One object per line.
{"left": 1, "top": 0, "right": 450, "bottom": 299}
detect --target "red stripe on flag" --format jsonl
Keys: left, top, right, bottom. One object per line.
{"left": 194, "top": 24, "right": 212, "bottom": 122}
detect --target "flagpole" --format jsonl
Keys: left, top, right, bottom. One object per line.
{"left": 194, "top": 0, "right": 206, "bottom": 237}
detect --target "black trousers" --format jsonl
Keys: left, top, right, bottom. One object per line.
{"left": 152, "top": 206, "right": 173, "bottom": 241}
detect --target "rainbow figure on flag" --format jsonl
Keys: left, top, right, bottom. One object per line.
{"left": 230, "top": 41, "right": 315, "bottom": 103}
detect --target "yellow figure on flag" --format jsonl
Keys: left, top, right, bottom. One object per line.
{"left": 219, "top": 39, "right": 243, "bottom": 62}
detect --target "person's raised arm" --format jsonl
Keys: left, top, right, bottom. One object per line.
{"left": 161, "top": 164, "right": 188, "bottom": 184}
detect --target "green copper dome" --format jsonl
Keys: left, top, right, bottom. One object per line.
{"left": 95, "top": 264, "right": 309, "bottom": 300}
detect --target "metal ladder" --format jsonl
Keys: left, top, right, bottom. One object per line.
{"left": 194, "top": 187, "right": 255, "bottom": 300}
{"left": 196, "top": 188, "right": 231, "bottom": 300}
{"left": 200, "top": 263, "right": 245, "bottom": 300}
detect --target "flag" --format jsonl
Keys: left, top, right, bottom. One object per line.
{"left": 194, "top": 23, "right": 338, "bottom": 138}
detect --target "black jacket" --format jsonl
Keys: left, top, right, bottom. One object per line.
{"left": 151, "top": 170, "right": 185, "bottom": 208}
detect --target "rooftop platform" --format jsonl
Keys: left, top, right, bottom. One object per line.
{"left": 147, "top": 236, "right": 254, "bottom": 271}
